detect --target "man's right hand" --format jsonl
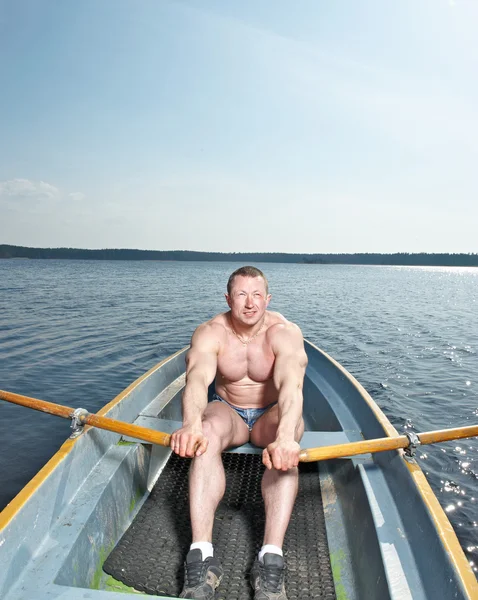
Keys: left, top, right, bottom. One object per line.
{"left": 170, "top": 426, "right": 208, "bottom": 458}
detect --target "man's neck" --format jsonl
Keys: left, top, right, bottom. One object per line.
{"left": 229, "top": 312, "right": 266, "bottom": 342}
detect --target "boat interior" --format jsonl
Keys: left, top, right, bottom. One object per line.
{"left": 0, "top": 342, "right": 471, "bottom": 600}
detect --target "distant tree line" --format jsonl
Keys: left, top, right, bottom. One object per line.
{"left": 1, "top": 245, "right": 477, "bottom": 266}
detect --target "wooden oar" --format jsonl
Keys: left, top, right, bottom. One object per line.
{"left": 0, "top": 390, "right": 171, "bottom": 447}
{"left": 298, "top": 424, "right": 478, "bottom": 462}
{"left": 1, "top": 390, "right": 477, "bottom": 461}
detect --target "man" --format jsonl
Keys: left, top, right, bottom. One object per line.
{"left": 171, "top": 265, "right": 307, "bottom": 600}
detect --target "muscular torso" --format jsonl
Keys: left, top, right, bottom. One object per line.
{"left": 212, "top": 311, "right": 288, "bottom": 408}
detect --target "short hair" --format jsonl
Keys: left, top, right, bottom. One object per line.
{"left": 227, "top": 266, "right": 269, "bottom": 295}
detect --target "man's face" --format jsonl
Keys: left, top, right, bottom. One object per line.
{"left": 225, "top": 275, "right": 271, "bottom": 326}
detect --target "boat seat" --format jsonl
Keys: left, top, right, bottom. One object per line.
{"left": 122, "top": 416, "right": 362, "bottom": 453}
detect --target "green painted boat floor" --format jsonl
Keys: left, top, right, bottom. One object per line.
{"left": 103, "top": 453, "right": 336, "bottom": 599}
{"left": 96, "top": 572, "right": 145, "bottom": 595}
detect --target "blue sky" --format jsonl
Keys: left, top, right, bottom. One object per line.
{"left": 1, "top": 0, "right": 477, "bottom": 253}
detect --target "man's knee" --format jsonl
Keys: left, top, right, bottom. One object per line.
{"left": 202, "top": 418, "right": 218, "bottom": 439}
{"left": 201, "top": 416, "right": 232, "bottom": 450}
{"left": 251, "top": 412, "right": 304, "bottom": 447}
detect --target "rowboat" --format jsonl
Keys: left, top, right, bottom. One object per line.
{"left": 0, "top": 340, "right": 477, "bottom": 600}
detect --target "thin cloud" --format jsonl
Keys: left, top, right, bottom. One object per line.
{"left": 0, "top": 178, "right": 60, "bottom": 200}
{"left": 68, "top": 192, "right": 86, "bottom": 201}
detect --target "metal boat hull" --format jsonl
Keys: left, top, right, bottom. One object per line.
{"left": 0, "top": 341, "right": 476, "bottom": 599}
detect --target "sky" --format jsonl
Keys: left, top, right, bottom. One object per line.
{"left": 0, "top": 0, "right": 477, "bottom": 253}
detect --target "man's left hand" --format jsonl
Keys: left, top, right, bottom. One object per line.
{"left": 262, "top": 439, "right": 300, "bottom": 471}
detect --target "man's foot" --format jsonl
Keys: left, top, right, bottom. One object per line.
{"left": 179, "top": 548, "right": 223, "bottom": 599}
{"left": 250, "top": 553, "right": 287, "bottom": 600}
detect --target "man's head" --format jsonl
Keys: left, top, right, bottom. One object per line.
{"left": 227, "top": 266, "right": 269, "bottom": 295}
{"left": 226, "top": 266, "right": 271, "bottom": 327}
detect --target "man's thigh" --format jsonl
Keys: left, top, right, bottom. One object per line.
{"left": 202, "top": 401, "right": 250, "bottom": 450}
{"left": 250, "top": 404, "right": 304, "bottom": 448}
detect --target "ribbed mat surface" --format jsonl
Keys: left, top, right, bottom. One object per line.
{"left": 103, "top": 453, "right": 336, "bottom": 599}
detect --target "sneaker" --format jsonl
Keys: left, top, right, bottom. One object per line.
{"left": 179, "top": 548, "right": 223, "bottom": 599}
{"left": 250, "top": 553, "right": 287, "bottom": 600}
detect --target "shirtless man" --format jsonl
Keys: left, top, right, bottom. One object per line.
{"left": 171, "top": 266, "right": 307, "bottom": 600}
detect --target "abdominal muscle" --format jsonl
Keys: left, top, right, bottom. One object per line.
{"left": 215, "top": 377, "right": 277, "bottom": 409}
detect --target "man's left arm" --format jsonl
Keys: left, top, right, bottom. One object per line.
{"left": 263, "top": 324, "right": 308, "bottom": 471}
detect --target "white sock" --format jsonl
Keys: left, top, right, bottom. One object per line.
{"left": 259, "top": 544, "right": 283, "bottom": 562}
{"left": 190, "top": 541, "right": 214, "bottom": 560}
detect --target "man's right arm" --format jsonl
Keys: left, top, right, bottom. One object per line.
{"left": 170, "top": 323, "right": 218, "bottom": 458}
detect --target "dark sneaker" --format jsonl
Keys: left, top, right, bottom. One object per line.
{"left": 179, "top": 548, "right": 223, "bottom": 599}
{"left": 250, "top": 553, "right": 287, "bottom": 600}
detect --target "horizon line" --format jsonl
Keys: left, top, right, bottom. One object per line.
{"left": 1, "top": 244, "right": 477, "bottom": 256}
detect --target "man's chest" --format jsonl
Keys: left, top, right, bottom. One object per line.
{"left": 217, "top": 343, "right": 275, "bottom": 383}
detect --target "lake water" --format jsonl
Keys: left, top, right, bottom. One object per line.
{"left": 0, "top": 260, "right": 477, "bottom": 572}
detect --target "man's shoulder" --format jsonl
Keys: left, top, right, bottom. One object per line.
{"left": 266, "top": 312, "right": 301, "bottom": 335}
{"left": 189, "top": 317, "right": 227, "bottom": 354}
{"left": 209, "top": 312, "right": 229, "bottom": 326}
{"left": 193, "top": 314, "right": 228, "bottom": 337}
{"left": 266, "top": 313, "right": 303, "bottom": 352}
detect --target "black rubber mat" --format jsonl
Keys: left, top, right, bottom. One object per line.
{"left": 104, "top": 453, "right": 336, "bottom": 599}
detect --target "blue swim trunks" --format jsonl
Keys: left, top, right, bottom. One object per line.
{"left": 211, "top": 393, "right": 277, "bottom": 431}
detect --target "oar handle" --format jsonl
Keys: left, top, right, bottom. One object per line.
{"left": 0, "top": 390, "right": 171, "bottom": 448}
{"left": 299, "top": 436, "right": 408, "bottom": 462}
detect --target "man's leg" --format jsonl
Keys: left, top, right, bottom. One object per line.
{"left": 250, "top": 404, "right": 304, "bottom": 548}
{"left": 180, "top": 401, "right": 249, "bottom": 599}
{"left": 189, "top": 401, "right": 249, "bottom": 542}
{"left": 249, "top": 406, "right": 304, "bottom": 600}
